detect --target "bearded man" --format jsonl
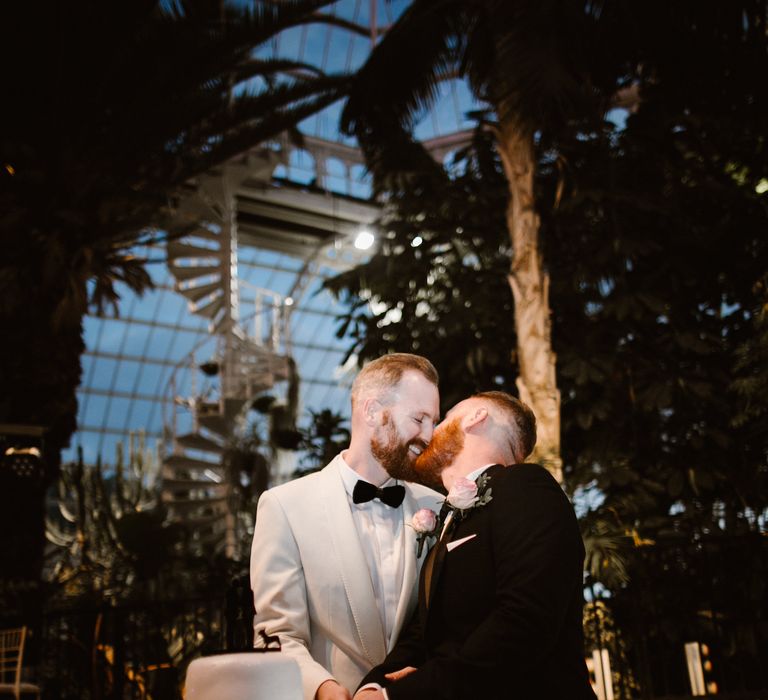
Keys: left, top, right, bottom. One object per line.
{"left": 250, "top": 353, "right": 442, "bottom": 700}
{"left": 354, "top": 391, "right": 596, "bottom": 700}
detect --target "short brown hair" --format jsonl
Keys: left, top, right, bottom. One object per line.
{"left": 473, "top": 390, "right": 537, "bottom": 461}
{"left": 352, "top": 353, "right": 438, "bottom": 407}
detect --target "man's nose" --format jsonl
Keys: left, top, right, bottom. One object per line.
{"left": 421, "top": 422, "right": 435, "bottom": 443}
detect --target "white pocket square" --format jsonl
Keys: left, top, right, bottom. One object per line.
{"left": 446, "top": 533, "right": 477, "bottom": 552}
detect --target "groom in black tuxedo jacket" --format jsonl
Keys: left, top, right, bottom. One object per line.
{"left": 353, "top": 391, "right": 596, "bottom": 700}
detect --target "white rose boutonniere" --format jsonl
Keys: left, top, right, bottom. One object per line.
{"left": 410, "top": 508, "right": 438, "bottom": 557}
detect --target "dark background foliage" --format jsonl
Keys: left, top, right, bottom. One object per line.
{"left": 0, "top": 0, "right": 345, "bottom": 618}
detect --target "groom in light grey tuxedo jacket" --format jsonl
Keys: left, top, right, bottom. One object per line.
{"left": 250, "top": 354, "right": 442, "bottom": 700}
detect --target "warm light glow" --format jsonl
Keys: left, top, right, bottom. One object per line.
{"left": 4, "top": 164, "right": 15, "bottom": 176}
{"left": 4, "top": 446, "right": 41, "bottom": 458}
{"left": 756, "top": 179, "right": 768, "bottom": 194}
{"left": 354, "top": 230, "right": 375, "bottom": 250}
{"left": 411, "top": 236, "right": 423, "bottom": 247}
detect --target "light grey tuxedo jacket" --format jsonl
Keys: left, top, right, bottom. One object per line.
{"left": 250, "top": 455, "right": 442, "bottom": 700}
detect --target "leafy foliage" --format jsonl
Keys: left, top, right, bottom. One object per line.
{"left": 340, "top": 0, "right": 633, "bottom": 190}
{"left": 545, "top": 57, "right": 768, "bottom": 535}
{"left": 731, "top": 276, "right": 768, "bottom": 433}
{"left": 41, "top": 428, "right": 278, "bottom": 698}
{"left": 327, "top": 6, "right": 768, "bottom": 602}
{"left": 46, "top": 436, "right": 196, "bottom": 601}
{"left": 295, "top": 408, "right": 351, "bottom": 474}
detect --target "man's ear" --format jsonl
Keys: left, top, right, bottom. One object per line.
{"left": 362, "top": 397, "right": 384, "bottom": 426}
{"left": 462, "top": 406, "right": 488, "bottom": 432}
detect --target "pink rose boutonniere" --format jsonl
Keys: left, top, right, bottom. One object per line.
{"left": 446, "top": 477, "right": 479, "bottom": 510}
{"left": 445, "top": 473, "right": 493, "bottom": 520}
{"left": 411, "top": 508, "right": 439, "bottom": 557}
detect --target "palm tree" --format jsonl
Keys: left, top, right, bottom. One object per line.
{"left": 340, "top": 0, "right": 634, "bottom": 481}
{"left": 0, "top": 0, "right": 347, "bottom": 614}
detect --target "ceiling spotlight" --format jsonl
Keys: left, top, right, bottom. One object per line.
{"left": 411, "top": 236, "right": 423, "bottom": 247}
{"left": 284, "top": 296, "right": 294, "bottom": 307}
{"left": 354, "top": 230, "right": 375, "bottom": 250}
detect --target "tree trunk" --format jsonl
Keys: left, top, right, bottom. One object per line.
{"left": 495, "top": 118, "right": 562, "bottom": 483}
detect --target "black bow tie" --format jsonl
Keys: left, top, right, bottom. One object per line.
{"left": 352, "top": 480, "right": 406, "bottom": 508}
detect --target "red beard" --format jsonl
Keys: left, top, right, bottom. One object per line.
{"left": 414, "top": 417, "right": 464, "bottom": 490}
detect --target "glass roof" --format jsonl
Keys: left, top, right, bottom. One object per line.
{"left": 65, "top": 0, "right": 481, "bottom": 467}
{"left": 72, "top": 242, "right": 361, "bottom": 464}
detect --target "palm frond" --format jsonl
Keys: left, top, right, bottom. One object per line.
{"left": 581, "top": 515, "right": 632, "bottom": 588}
{"left": 355, "top": 119, "right": 448, "bottom": 195}
{"left": 476, "top": 1, "right": 602, "bottom": 127}
{"left": 180, "top": 89, "right": 346, "bottom": 179}
{"left": 306, "top": 11, "right": 381, "bottom": 38}
{"left": 341, "top": 0, "right": 467, "bottom": 135}
{"left": 181, "top": 74, "right": 350, "bottom": 146}
{"left": 230, "top": 57, "right": 329, "bottom": 82}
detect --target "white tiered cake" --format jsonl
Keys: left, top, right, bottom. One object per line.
{"left": 185, "top": 653, "right": 302, "bottom": 700}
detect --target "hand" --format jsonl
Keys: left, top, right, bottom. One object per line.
{"left": 384, "top": 666, "right": 418, "bottom": 682}
{"left": 352, "top": 690, "right": 385, "bottom": 700}
{"left": 316, "top": 680, "right": 352, "bottom": 700}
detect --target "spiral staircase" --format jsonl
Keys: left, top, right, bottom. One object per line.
{"left": 160, "top": 151, "right": 292, "bottom": 558}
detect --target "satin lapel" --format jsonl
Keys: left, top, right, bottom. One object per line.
{"left": 322, "top": 458, "right": 387, "bottom": 664}
{"left": 389, "top": 487, "right": 419, "bottom": 651}
{"left": 425, "top": 511, "right": 457, "bottom": 613}
{"left": 418, "top": 541, "right": 437, "bottom": 627}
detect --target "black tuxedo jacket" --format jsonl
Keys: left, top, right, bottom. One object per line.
{"left": 359, "top": 463, "right": 596, "bottom": 700}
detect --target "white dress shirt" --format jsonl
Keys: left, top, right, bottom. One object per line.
{"left": 338, "top": 456, "right": 405, "bottom": 648}
{"left": 464, "top": 463, "right": 495, "bottom": 485}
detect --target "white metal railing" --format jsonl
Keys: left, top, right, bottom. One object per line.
{"left": 238, "top": 280, "right": 290, "bottom": 354}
